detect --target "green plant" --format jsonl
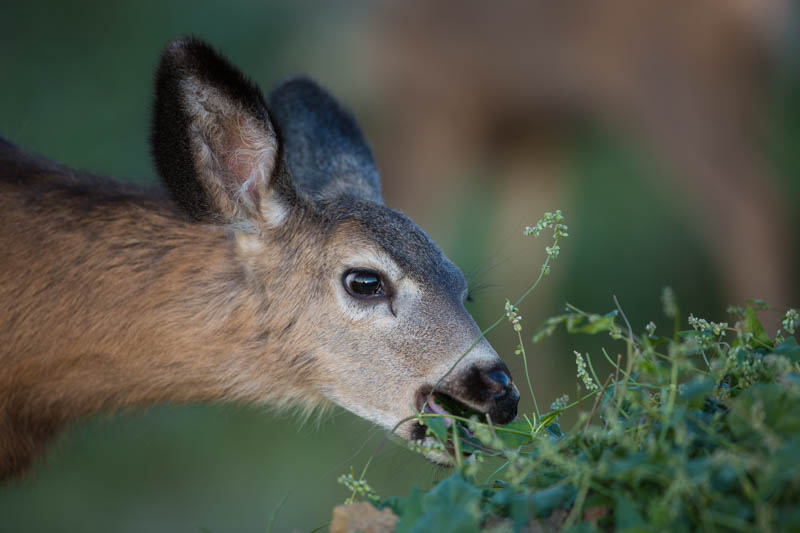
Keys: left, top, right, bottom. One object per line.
{"left": 338, "top": 211, "right": 800, "bottom": 532}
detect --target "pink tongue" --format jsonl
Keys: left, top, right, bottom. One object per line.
{"left": 427, "top": 396, "right": 453, "bottom": 428}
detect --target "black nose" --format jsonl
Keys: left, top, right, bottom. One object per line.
{"left": 484, "top": 369, "right": 510, "bottom": 396}
{"left": 478, "top": 365, "right": 519, "bottom": 424}
{"left": 479, "top": 366, "right": 518, "bottom": 403}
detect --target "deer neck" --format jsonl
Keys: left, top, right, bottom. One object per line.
{"left": 0, "top": 214, "right": 302, "bottom": 423}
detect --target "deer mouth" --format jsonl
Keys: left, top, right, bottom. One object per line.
{"left": 416, "top": 387, "right": 484, "bottom": 422}
{"left": 411, "top": 386, "right": 484, "bottom": 441}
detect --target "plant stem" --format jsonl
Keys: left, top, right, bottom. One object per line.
{"left": 660, "top": 352, "right": 680, "bottom": 441}
{"left": 584, "top": 374, "right": 614, "bottom": 430}
{"left": 452, "top": 423, "right": 463, "bottom": 469}
{"left": 484, "top": 461, "right": 510, "bottom": 483}
{"left": 516, "top": 329, "right": 540, "bottom": 417}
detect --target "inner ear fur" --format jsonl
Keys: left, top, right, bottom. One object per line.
{"left": 151, "top": 37, "right": 289, "bottom": 226}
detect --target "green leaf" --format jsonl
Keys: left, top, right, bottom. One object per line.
{"left": 606, "top": 451, "right": 653, "bottom": 485}
{"left": 539, "top": 411, "right": 562, "bottom": 427}
{"left": 679, "top": 377, "right": 716, "bottom": 408}
{"left": 496, "top": 419, "right": 534, "bottom": 447}
{"left": 489, "top": 488, "right": 529, "bottom": 532}
{"left": 568, "top": 311, "right": 618, "bottom": 335}
{"left": 400, "top": 476, "right": 482, "bottom": 533}
{"left": 614, "top": 495, "right": 648, "bottom": 533}
{"left": 729, "top": 384, "right": 800, "bottom": 441}
{"left": 773, "top": 337, "right": 800, "bottom": 363}
{"left": 528, "top": 483, "right": 576, "bottom": 516}
{"left": 532, "top": 314, "right": 570, "bottom": 343}
{"left": 710, "top": 464, "right": 738, "bottom": 493}
{"left": 744, "top": 305, "right": 773, "bottom": 349}
{"left": 545, "top": 422, "right": 564, "bottom": 439}
{"left": 641, "top": 335, "right": 670, "bottom": 349}
{"left": 759, "top": 437, "right": 800, "bottom": 500}
{"left": 395, "top": 485, "right": 424, "bottom": 533}
{"left": 380, "top": 496, "right": 406, "bottom": 517}
{"left": 457, "top": 433, "right": 481, "bottom": 455}
{"left": 422, "top": 416, "right": 449, "bottom": 443}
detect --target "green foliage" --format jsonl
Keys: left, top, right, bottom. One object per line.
{"left": 395, "top": 477, "right": 483, "bottom": 533}
{"left": 340, "top": 211, "right": 800, "bottom": 532}
{"left": 394, "top": 303, "right": 799, "bottom": 532}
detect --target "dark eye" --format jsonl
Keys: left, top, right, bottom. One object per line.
{"left": 343, "top": 269, "right": 387, "bottom": 299}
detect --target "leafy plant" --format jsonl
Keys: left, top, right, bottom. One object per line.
{"left": 338, "top": 211, "right": 800, "bottom": 533}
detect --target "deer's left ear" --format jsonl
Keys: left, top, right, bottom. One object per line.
{"left": 151, "top": 37, "right": 292, "bottom": 227}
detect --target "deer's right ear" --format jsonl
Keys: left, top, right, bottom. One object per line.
{"left": 151, "top": 38, "right": 292, "bottom": 227}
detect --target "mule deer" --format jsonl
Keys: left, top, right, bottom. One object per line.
{"left": 0, "top": 38, "right": 518, "bottom": 479}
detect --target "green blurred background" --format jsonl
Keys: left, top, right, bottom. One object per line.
{"left": 1, "top": 1, "right": 798, "bottom": 531}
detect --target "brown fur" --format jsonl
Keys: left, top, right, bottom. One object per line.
{"left": 0, "top": 147, "right": 324, "bottom": 477}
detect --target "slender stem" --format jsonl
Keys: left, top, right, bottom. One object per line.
{"left": 613, "top": 295, "right": 635, "bottom": 348}
{"left": 563, "top": 473, "right": 591, "bottom": 528}
{"left": 616, "top": 348, "right": 635, "bottom": 412}
{"left": 660, "top": 352, "right": 680, "bottom": 441}
{"left": 516, "top": 329, "right": 540, "bottom": 417}
{"left": 484, "top": 461, "right": 510, "bottom": 484}
{"left": 701, "top": 350, "right": 711, "bottom": 370}
{"left": 452, "top": 423, "right": 463, "bottom": 469}
{"left": 584, "top": 374, "right": 615, "bottom": 430}
{"left": 561, "top": 390, "right": 602, "bottom": 412}
{"left": 358, "top": 454, "right": 374, "bottom": 483}
{"left": 673, "top": 301, "right": 681, "bottom": 342}
{"left": 345, "top": 466, "right": 358, "bottom": 504}
{"left": 265, "top": 491, "right": 289, "bottom": 533}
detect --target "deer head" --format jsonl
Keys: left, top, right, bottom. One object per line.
{"left": 151, "top": 38, "right": 519, "bottom": 461}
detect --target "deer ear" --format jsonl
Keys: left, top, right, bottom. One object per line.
{"left": 151, "top": 38, "right": 291, "bottom": 226}
{"left": 268, "top": 77, "right": 383, "bottom": 204}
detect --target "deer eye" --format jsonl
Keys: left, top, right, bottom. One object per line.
{"left": 343, "top": 269, "right": 387, "bottom": 299}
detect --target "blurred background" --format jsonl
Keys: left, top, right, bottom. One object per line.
{"left": 1, "top": 1, "right": 798, "bottom": 531}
